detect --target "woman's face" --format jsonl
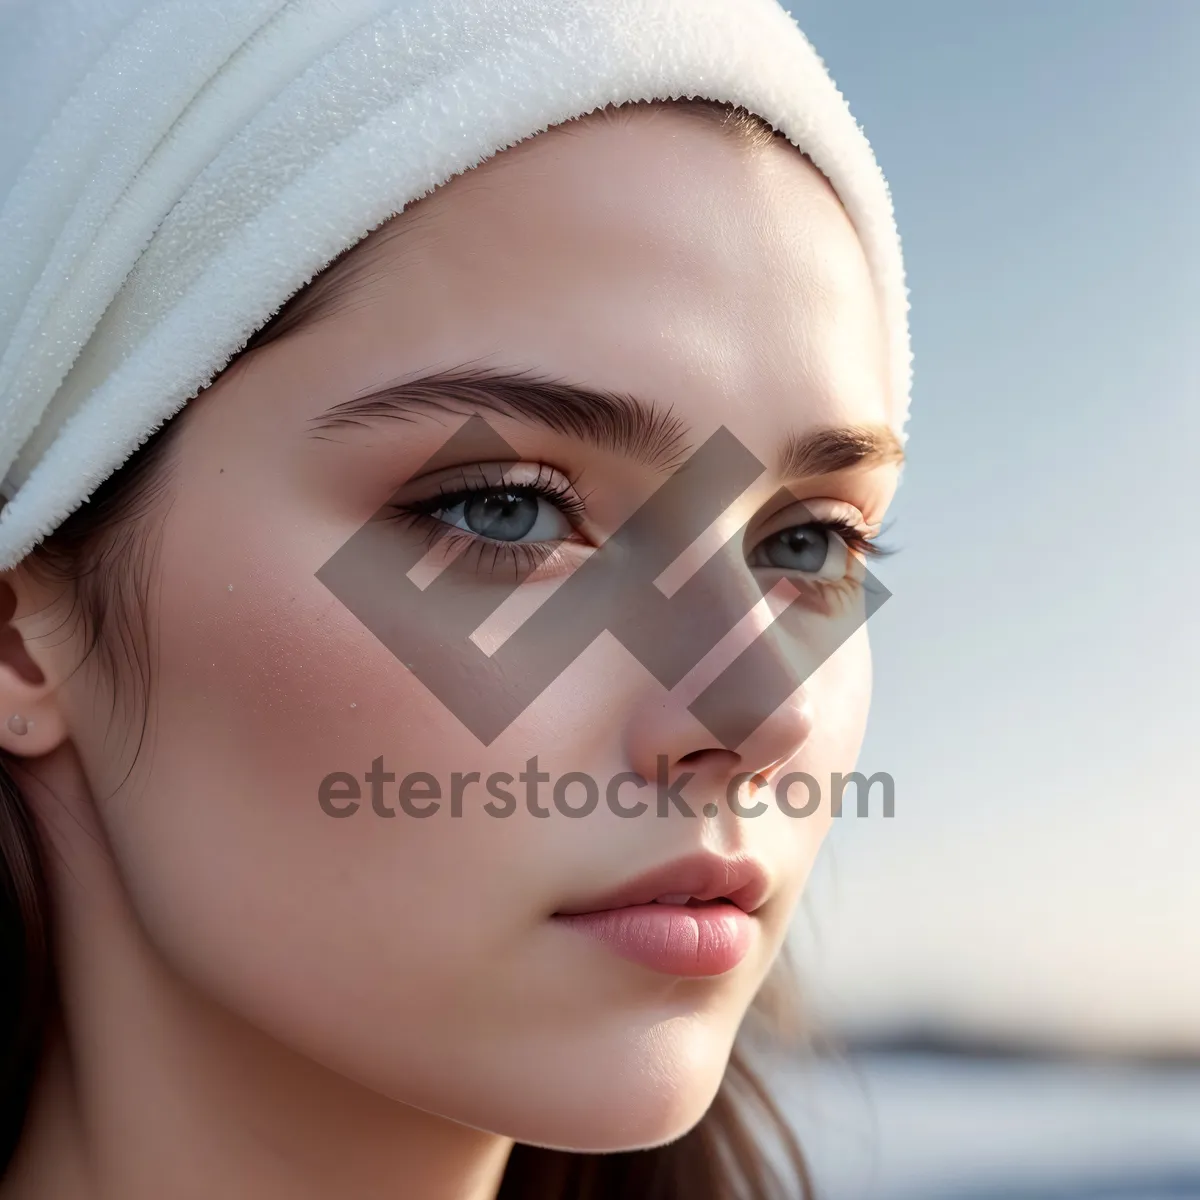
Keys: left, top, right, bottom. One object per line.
{"left": 49, "top": 107, "right": 898, "bottom": 1149}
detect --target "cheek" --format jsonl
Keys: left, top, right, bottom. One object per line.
{"left": 74, "top": 507, "right": 733, "bottom": 1141}
{"left": 85, "top": 501, "right": 547, "bottom": 1068}
{"left": 762, "top": 624, "right": 873, "bottom": 908}
{"left": 812, "top": 621, "right": 873, "bottom": 769}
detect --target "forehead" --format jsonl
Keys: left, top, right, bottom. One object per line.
{"left": 286, "top": 107, "right": 891, "bottom": 442}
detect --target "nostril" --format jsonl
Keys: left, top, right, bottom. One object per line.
{"left": 676, "top": 747, "right": 741, "bottom": 769}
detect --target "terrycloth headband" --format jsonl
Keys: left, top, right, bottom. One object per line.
{"left": 0, "top": 0, "right": 911, "bottom": 570}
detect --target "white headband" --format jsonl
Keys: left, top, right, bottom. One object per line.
{"left": 0, "top": 0, "right": 911, "bottom": 570}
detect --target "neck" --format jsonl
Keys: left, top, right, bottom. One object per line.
{"left": 1, "top": 750, "right": 513, "bottom": 1200}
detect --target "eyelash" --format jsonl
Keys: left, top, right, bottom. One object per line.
{"left": 388, "top": 472, "right": 894, "bottom": 578}
{"left": 806, "top": 517, "right": 893, "bottom": 561}
{"left": 387, "top": 466, "right": 589, "bottom": 577}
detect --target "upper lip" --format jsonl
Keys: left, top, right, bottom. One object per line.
{"left": 554, "top": 851, "right": 771, "bottom": 916}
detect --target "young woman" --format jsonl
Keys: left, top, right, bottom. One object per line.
{"left": 0, "top": 2, "right": 911, "bottom": 1197}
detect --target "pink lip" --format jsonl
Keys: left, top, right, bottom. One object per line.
{"left": 551, "top": 851, "right": 769, "bottom": 977}
{"left": 554, "top": 902, "right": 754, "bottom": 977}
{"left": 554, "top": 851, "right": 771, "bottom": 917}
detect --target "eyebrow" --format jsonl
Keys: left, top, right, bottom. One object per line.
{"left": 307, "top": 364, "right": 903, "bottom": 479}
{"left": 308, "top": 364, "right": 692, "bottom": 473}
{"left": 777, "top": 422, "right": 905, "bottom": 479}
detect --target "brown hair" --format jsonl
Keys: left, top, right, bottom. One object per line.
{"left": 0, "top": 98, "right": 816, "bottom": 1197}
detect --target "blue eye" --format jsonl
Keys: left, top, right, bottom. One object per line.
{"left": 427, "top": 487, "right": 574, "bottom": 543}
{"left": 394, "top": 467, "right": 892, "bottom": 584}
{"left": 394, "top": 466, "right": 589, "bottom": 577}
{"left": 754, "top": 525, "right": 832, "bottom": 573}
{"left": 748, "top": 520, "right": 860, "bottom": 582}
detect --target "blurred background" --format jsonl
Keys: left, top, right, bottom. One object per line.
{"left": 770, "top": 2, "right": 1200, "bottom": 1197}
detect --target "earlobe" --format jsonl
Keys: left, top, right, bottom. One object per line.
{"left": 0, "top": 704, "right": 68, "bottom": 758}
{"left": 0, "top": 575, "right": 71, "bottom": 758}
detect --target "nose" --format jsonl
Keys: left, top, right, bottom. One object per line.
{"left": 623, "top": 592, "right": 817, "bottom": 805}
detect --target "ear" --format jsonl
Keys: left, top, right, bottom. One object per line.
{"left": 0, "top": 572, "right": 71, "bottom": 759}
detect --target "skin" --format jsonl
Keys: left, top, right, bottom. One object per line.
{"left": 0, "top": 105, "right": 899, "bottom": 1200}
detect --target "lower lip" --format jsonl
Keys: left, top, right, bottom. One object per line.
{"left": 553, "top": 903, "right": 754, "bottom": 977}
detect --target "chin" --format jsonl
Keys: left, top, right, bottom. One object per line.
{"left": 478, "top": 1079, "right": 725, "bottom": 1154}
{"left": 427, "top": 1035, "right": 734, "bottom": 1153}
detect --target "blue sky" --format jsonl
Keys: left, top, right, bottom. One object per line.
{"left": 781, "top": 1, "right": 1200, "bottom": 1051}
